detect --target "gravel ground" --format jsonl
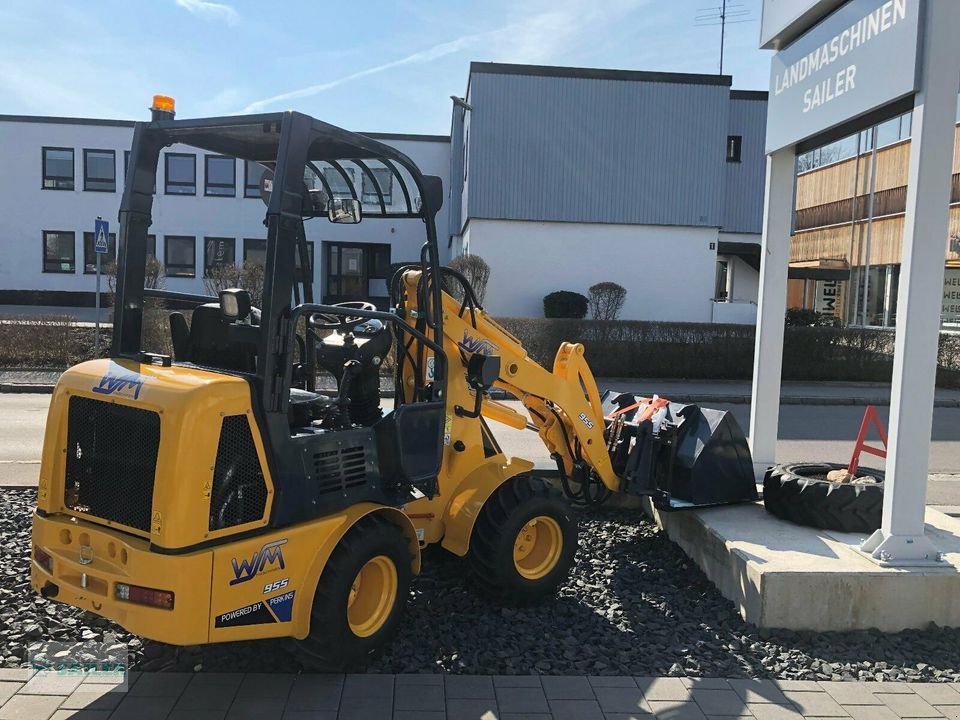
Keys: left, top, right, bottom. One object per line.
{"left": 6, "top": 486, "right": 960, "bottom": 681}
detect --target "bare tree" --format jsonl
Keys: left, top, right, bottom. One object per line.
{"left": 448, "top": 254, "right": 491, "bottom": 306}
{"left": 588, "top": 282, "right": 627, "bottom": 321}
{"left": 203, "top": 262, "right": 266, "bottom": 308}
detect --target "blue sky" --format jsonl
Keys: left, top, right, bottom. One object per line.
{"left": 0, "top": 0, "right": 771, "bottom": 134}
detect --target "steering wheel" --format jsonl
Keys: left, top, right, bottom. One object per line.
{"left": 309, "top": 301, "right": 377, "bottom": 332}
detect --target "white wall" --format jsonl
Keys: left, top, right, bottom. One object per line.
{"left": 0, "top": 119, "right": 450, "bottom": 299}
{"left": 465, "top": 218, "right": 720, "bottom": 322}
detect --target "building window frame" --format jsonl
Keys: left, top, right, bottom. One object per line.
{"left": 42, "top": 147, "right": 74, "bottom": 190}
{"left": 164, "top": 235, "right": 197, "bottom": 277}
{"left": 726, "top": 135, "right": 742, "bottom": 163}
{"left": 243, "top": 238, "right": 267, "bottom": 264}
{"left": 362, "top": 167, "right": 393, "bottom": 205}
{"left": 83, "top": 149, "right": 116, "bottom": 192}
{"left": 42, "top": 231, "right": 76, "bottom": 273}
{"left": 204, "top": 155, "right": 236, "bottom": 197}
{"left": 164, "top": 153, "right": 197, "bottom": 195}
{"left": 244, "top": 160, "right": 265, "bottom": 198}
{"left": 324, "top": 241, "right": 391, "bottom": 302}
{"left": 203, "top": 237, "right": 236, "bottom": 276}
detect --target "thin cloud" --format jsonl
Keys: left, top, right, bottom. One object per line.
{"left": 174, "top": 0, "right": 239, "bottom": 26}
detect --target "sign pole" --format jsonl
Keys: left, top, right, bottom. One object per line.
{"left": 93, "top": 216, "right": 109, "bottom": 358}
{"left": 861, "top": 0, "right": 960, "bottom": 565}
{"left": 95, "top": 253, "right": 101, "bottom": 357}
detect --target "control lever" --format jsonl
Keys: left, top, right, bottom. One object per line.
{"left": 336, "top": 360, "right": 361, "bottom": 428}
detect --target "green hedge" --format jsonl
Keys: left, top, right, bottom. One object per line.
{"left": 495, "top": 318, "right": 960, "bottom": 387}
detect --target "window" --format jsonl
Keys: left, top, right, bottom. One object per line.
{"left": 83, "top": 149, "right": 116, "bottom": 191}
{"left": 42, "top": 147, "right": 74, "bottom": 189}
{"left": 726, "top": 136, "right": 742, "bottom": 163}
{"left": 125, "top": 150, "right": 157, "bottom": 193}
{"left": 324, "top": 167, "right": 356, "bottom": 199}
{"left": 714, "top": 260, "right": 729, "bottom": 300}
{"left": 362, "top": 167, "right": 393, "bottom": 205}
{"left": 147, "top": 234, "right": 157, "bottom": 260}
{"left": 244, "top": 160, "right": 266, "bottom": 198}
{"left": 83, "top": 231, "right": 118, "bottom": 273}
{"left": 325, "top": 242, "right": 391, "bottom": 302}
{"left": 204, "top": 237, "right": 236, "bottom": 275}
{"left": 165, "top": 153, "right": 196, "bottom": 195}
{"left": 243, "top": 238, "right": 267, "bottom": 265}
{"left": 205, "top": 155, "right": 236, "bottom": 196}
{"left": 43, "top": 231, "right": 75, "bottom": 273}
{"left": 165, "top": 235, "right": 196, "bottom": 277}
{"left": 295, "top": 241, "right": 315, "bottom": 281}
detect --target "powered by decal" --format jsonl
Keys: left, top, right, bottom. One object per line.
{"left": 266, "top": 590, "right": 296, "bottom": 622}
{"left": 215, "top": 600, "right": 276, "bottom": 628}
{"left": 230, "top": 539, "right": 287, "bottom": 586}
{"left": 92, "top": 372, "right": 147, "bottom": 400}
{"left": 457, "top": 330, "right": 498, "bottom": 357}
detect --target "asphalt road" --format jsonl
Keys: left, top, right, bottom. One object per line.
{"left": 3, "top": 394, "right": 959, "bottom": 504}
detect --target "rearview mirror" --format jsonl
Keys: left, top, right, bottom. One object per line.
{"left": 328, "top": 198, "right": 362, "bottom": 224}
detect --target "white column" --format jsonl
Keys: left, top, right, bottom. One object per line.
{"left": 861, "top": 0, "right": 960, "bottom": 566}
{"left": 748, "top": 148, "right": 795, "bottom": 478}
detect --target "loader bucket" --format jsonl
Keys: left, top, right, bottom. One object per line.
{"left": 601, "top": 390, "right": 758, "bottom": 511}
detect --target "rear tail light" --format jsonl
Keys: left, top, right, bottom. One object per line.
{"left": 115, "top": 583, "right": 174, "bottom": 610}
{"left": 34, "top": 546, "right": 53, "bottom": 574}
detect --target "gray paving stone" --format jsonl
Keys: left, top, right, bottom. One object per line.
{"left": 541, "top": 675, "right": 595, "bottom": 700}
{"left": 127, "top": 672, "right": 192, "bottom": 697}
{"left": 637, "top": 677, "right": 690, "bottom": 701}
{"left": 110, "top": 695, "right": 178, "bottom": 720}
{"left": 594, "top": 686, "right": 652, "bottom": 714}
{"left": 186, "top": 674, "right": 244, "bottom": 688}
{"left": 232, "top": 673, "right": 294, "bottom": 700}
{"left": 395, "top": 673, "right": 443, "bottom": 686}
{"left": 19, "top": 674, "right": 83, "bottom": 696}
{"left": 818, "top": 682, "right": 883, "bottom": 706}
{"left": 394, "top": 683, "right": 444, "bottom": 711}
{"left": 224, "top": 697, "right": 280, "bottom": 720}
{"left": 775, "top": 681, "right": 825, "bottom": 692}
{"left": 746, "top": 704, "right": 805, "bottom": 720}
{"left": 590, "top": 676, "right": 637, "bottom": 688}
{"left": 60, "top": 685, "right": 124, "bottom": 711}
{"left": 936, "top": 707, "right": 960, "bottom": 720}
{"left": 342, "top": 673, "right": 394, "bottom": 698}
{"left": 0, "top": 683, "right": 22, "bottom": 704}
{"left": 445, "top": 675, "right": 495, "bottom": 699}
{"left": 392, "top": 712, "right": 445, "bottom": 720}
{"left": 337, "top": 696, "right": 394, "bottom": 720}
{"left": 279, "top": 711, "right": 336, "bottom": 720}
{"left": 493, "top": 675, "right": 542, "bottom": 688}
{"left": 284, "top": 675, "right": 342, "bottom": 711}
{"left": 602, "top": 715, "right": 655, "bottom": 720}
{"left": 783, "top": 690, "right": 850, "bottom": 717}
{"left": 869, "top": 682, "right": 918, "bottom": 694}
{"left": 0, "top": 694, "right": 63, "bottom": 720}
{"left": 728, "top": 679, "right": 790, "bottom": 705}
{"left": 875, "top": 692, "right": 943, "bottom": 717}
{"left": 548, "top": 698, "right": 604, "bottom": 719}
{"left": 0, "top": 670, "right": 34, "bottom": 683}
{"left": 682, "top": 679, "right": 732, "bottom": 691}
{"left": 499, "top": 715, "right": 551, "bottom": 720}
{"left": 845, "top": 707, "right": 901, "bottom": 720}
{"left": 913, "top": 684, "right": 960, "bottom": 705}
{"left": 647, "top": 700, "right": 706, "bottom": 719}
{"left": 445, "top": 697, "right": 499, "bottom": 720}
{"left": 175, "top": 682, "right": 238, "bottom": 711}
{"left": 495, "top": 686, "right": 549, "bottom": 714}
{"left": 50, "top": 711, "right": 113, "bottom": 720}
{"left": 168, "top": 711, "right": 229, "bottom": 720}
{"left": 691, "top": 688, "right": 751, "bottom": 716}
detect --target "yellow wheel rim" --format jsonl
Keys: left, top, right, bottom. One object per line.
{"left": 347, "top": 555, "right": 398, "bottom": 638}
{"left": 512, "top": 515, "right": 563, "bottom": 580}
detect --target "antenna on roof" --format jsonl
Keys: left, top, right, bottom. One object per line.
{"left": 695, "top": 0, "right": 754, "bottom": 75}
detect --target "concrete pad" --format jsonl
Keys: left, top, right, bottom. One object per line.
{"left": 646, "top": 498, "right": 960, "bottom": 631}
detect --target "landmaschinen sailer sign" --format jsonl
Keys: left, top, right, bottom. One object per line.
{"left": 766, "top": 0, "right": 922, "bottom": 153}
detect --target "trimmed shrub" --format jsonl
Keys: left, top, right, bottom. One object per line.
{"left": 588, "top": 282, "right": 627, "bottom": 321}
{"left": 448, "top": 255, "right": 491, "bottom": 306}
{"left": 543, "top": 291, "right": 588, "bottom": 319}
{"left": 203, "top": 262, "right": 265, "bottom": 308}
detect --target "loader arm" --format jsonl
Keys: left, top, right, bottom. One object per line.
{"left": 436, "top": 286, "right": 619, "bottom": 493}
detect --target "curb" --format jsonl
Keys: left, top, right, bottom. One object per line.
{"left": 0, "top": 384, "right": 56, "bottom": 394}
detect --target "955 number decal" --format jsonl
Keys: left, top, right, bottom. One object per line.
{"left": 263, "top": 578, "right": 288, "bottom": 594}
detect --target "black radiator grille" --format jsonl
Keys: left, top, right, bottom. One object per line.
{"left": 64, "top": 396, "right": 161, "bottom": 533}
{"left": 313, "top": 446, "right": 367, "bottom": 494}
{"left": 209, "top": 415, "right": 268, "bottom": 531}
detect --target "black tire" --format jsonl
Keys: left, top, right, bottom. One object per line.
{"left": 468, "top": 475, "right": 578, "bottom": 604}
{"left": 295, "top": 514, "right": 412, "bottom": 670}
{"left": 763, "top": 462, "right": 884, "bottom": 534}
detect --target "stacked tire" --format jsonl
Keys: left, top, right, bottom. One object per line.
{"left": 763, "top": 462, "right": 884, "bottom": 534}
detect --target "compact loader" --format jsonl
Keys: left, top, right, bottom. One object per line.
{"left": 31, "top": 98, "right": 757, "bottom": 668}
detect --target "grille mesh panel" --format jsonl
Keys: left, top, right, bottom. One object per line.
{"left": 313, "top": 446, "right": 367, "bottom": 494}
{"left": 64, "top": 396, "right": 160, "bottom": 533}
{"left": 209, "top": 415, "right": 268, "bottom": 531}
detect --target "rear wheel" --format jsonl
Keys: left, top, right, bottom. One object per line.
{"left": 468, "top": 475, "right": 577, "bottom": 604}
{"left": 296, "top": 515, "right": 411, "bottom": 670}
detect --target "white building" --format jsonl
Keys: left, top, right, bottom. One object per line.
{"left": 0, "top": 114, "right": 450, "bottom": 311}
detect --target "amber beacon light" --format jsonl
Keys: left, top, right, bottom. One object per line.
{"left": 150, "top": 95, "right": 176, "bottom": 120}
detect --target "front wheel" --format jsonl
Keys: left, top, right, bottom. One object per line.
{"left": 467, "top": 475, "right": 578, "bottom": 604}
{"left": 296, "top": 514, "right": 411, "bottom": 670}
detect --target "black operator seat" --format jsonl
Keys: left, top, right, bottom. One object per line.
{"left": 168, "top": 303, "right": 259, "bottom": 372}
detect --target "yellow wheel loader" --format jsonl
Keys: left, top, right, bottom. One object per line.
{"left": 31, "top": 97, "right": 758, "bottom": 669}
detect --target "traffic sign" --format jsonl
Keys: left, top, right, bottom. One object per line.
{"left": 94, "top": 218, "right": 110, "bottom": 254}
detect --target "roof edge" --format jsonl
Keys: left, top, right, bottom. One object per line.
{"left": 360, "top": 131, "right": 450, "bottom": 143}
{"left": 730, "top": 90, "right": 769, "bottom": 101}
{"left": 0, "top": 114, "right": 136, "bottom": 128}
{"left": 469, "top": 61, "right": 732, "bottom": 87}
